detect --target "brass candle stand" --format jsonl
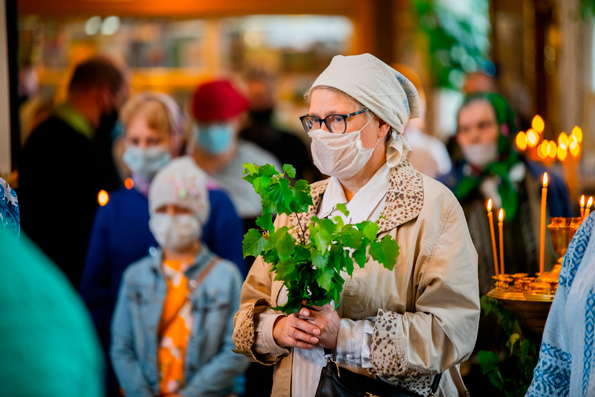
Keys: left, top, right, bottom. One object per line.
{"left": 486, "top": 217, "right": 584, "bottom": 333}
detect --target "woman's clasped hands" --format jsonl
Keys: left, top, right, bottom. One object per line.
{"left": 272, "top": 304, "right": 340, "bottom": 350}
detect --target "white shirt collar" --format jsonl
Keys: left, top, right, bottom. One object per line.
{"left": 318, "top": 164, "right": 390, "bottom": 223}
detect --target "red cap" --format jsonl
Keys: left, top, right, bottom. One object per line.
{"left": 191, "top": 80, "right": 249, "bottom": 122}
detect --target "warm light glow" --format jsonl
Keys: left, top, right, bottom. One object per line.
{"left": 548, "top": 141, "right": 557, "bottom": 158}
{"left": 98, "top": 190, "right": 109, "bottom": 206}
{"left": 527, "top": 129, "right": 539, "bottom": 147}
{"left": 125, "top": 178, "right": 134, "bottom": 190}
{"left": 545, "top": 141, "right": 551, "bottom": 156}
{"left": 581, "top": 195, "right": 586, "bottom": 207}
{"left": 557, "top": 146, "right": 567, "bottom": 161}
{"left": 532, "top": 115, "right": 545, "bottom": 133}
{"left": 558, "top": 132, "right": 568, "bottom": 148}
{"left": 588, "top": 197, "right": 594, "bottom": 208}
{"left": 498, "top": 208, "right": 505, "bottom": 222}
{"left": 487, "top": 199, "right": 493, "bottom": 212}
{"left": 542, "top": 173, "right": 549, "bottom": 188}
{"left": 516, "top": 131, "right": 528, "bottom": 150}
{"left": 537, "top": 142, "right": 547, "bottom": 159}
{"left": 570, "top": 141, "right": 581, "bottom": 157}
{"left": 571, "top": 126, "right": 583, "bottom": 143}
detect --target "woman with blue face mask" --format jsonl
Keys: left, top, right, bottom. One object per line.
{"left": 190, "top": 80, "right": 282, "bottom": 221}
{"left": 80, "top": 92, "right": 246, "bottom": 397}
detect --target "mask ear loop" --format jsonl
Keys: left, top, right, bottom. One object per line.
{"left": 354, "top": 114, "right": 379, "bottom": 151}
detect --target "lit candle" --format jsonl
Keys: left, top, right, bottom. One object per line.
{"left": 586, "top": 197, "right": 594, "bottom": 218}
{"left": 498, "top": 209, "right": 505, "bottom": 275}
{"left": 540, "top": 173, "right": 548, "bottom": 274}
{"left": 487, "top": 199, "right": 499, "bottom": 276}
{"left": 581, "top": 195, "right": 586, "bottom": 218}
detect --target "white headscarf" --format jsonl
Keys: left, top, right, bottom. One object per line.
{"left": 311, "top": 53, "right": 420, "bottom": 166}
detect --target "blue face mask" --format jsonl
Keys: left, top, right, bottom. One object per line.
{"left": 123, "top": 145, "right": 171, "bottom": 180}
{"left": 194, "top": 123, "right": 234, "bottom": 154}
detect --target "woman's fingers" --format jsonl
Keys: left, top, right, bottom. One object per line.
{"left": 273, "top": 314, "right": 321, "bottom": 349}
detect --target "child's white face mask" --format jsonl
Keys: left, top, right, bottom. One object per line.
{"left": 149, "top": 213, "right": 201, "bottom": 252}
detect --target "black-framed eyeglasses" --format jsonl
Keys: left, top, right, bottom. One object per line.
{"left": 299, "top": 108, "right": 369, "bottom": 134}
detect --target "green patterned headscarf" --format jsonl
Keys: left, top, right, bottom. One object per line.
{"left": 454, "top": 92, "right": 522, "bottom": 219}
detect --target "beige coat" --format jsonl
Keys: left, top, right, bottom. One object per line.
{"left": 233, "top": 158, "right": 480, "bottom": 396}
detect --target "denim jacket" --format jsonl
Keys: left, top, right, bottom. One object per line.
{"left": 110, "top": 246, "right": 248, "bottom": 397}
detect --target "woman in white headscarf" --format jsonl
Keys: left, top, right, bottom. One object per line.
{"left": 232, "top": 54, "right": 480, "bottom": 396}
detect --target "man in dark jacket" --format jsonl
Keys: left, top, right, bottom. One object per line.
{"left": 18, "top": 55, "right": 128, "bottom": 288}
{"left": 240, "top": 69, "right": 317, "bottom": 182}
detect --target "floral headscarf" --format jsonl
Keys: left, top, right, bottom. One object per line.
{"left": 454, "top": 92, "right": 522, "bottom": 219}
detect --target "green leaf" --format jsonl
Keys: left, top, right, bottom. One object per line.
{"left": 340, "top": 248, "right": 354, "bottom": 275}
{"left": 275, "top": 257, "right": 297, "bottom": 281}
{"left": 293, "top": 245, "right": 311, "bottom": 262}
{"left": 311, "top": 248, "right": 329, "bottom": 270}
{"left": 310, "top": 219, "right": 334, "bottom": 254}
{"left": 318, "top": 266, "right": 335, "bottom": 291}
{"left": 478, "top": 350, "right": 500, "bottom": 375}
{"left": 282, "top": 164, "right": 296, "bottom": 179}
{"left": 352, "top": 247, "right": 367, "bottom": 267}
{"left": 242, "top": 229, "right": 268, "bottom": 258}
{"left": 336, "top": 203, "right": 349, "bottom": 217}
{"left": 253, "top": 176, "right": 268, "bottom": 195}
{"left": 332, "top": 215, "right": 345, "bottom": 229}
{"left": 359, "top": 221, "right": 379, "bottom": 240}
{"left": 291, "top": 179, "right": 313, "bottom": 213}
{"left": 267, "top": 177, "right": 293, "bottom": 215}
{"left": 337, "top": 226, "right": 363, "bottom": 250}
{"left": 269, "top": 227, "right": 296, "bottom": 260}
{"left": 255, "top": 214, "right": 274, "bottom": 231}
{"left": 369, "top": 235, "right": 400, "bottom": 270}
{"left": 261, "top": 163, "right": 281, "bottom": 177}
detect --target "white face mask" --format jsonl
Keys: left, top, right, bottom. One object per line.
{"left": 308, "top": 118, "right": 378, "bottom": 180}
{"left": 123, "top": 145, "right": 171, "bottom": 180}
{"left": 460, "top": 142, "right": 498, "bottom": 170}
{"left": 149, "top": 213, "right": 201, "bottom": 252}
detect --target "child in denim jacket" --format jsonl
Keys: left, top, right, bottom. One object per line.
{"left": 111, "top": 157, "right": 248, "bottom": 396}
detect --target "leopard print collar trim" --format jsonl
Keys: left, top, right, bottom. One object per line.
{"left": 288, "top": 158, "right": 424, "bottom": 237}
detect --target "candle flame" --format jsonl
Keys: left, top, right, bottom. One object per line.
{"left": 487, "top": 199, "right": 493, "bottom": 212}
{"left": 125, "top": 178, "right": 134, "bottom": 190}
{"left": 581, "top": 195, "right": 585, "bottom": 207}
{"left": 588, "top": 197, "right": 594, "bottom": 208}
{"left": 515, "top": 131, "right": 527, "bottom": 151}
{"left": 532, "top": 115, "right": 545, "bottom": 133}
{"left": 548, "top": 141, "right": 557, "bottom": 159}
{"left": 569, "top": 141, "right": 581, "bottom": 157}
{"left": 498, "top": 209, "right": 504, "bottom": 221}
{"left": 98, "top": 190, "right": 109, "bottom": 206}
{"left": 557, "top": 146, "right": 567, "bottom": 161}
{"left": 527, "top": 129, "right": 538, "bottom": 147}
{"left": 558, "top": 132, "right": 568, "bottom": 148}
{"left": 543, "top": 173, "right": 549, "bottom": 188}
{"left": 571, "top": 126, "right": 583, "bottom": 143}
